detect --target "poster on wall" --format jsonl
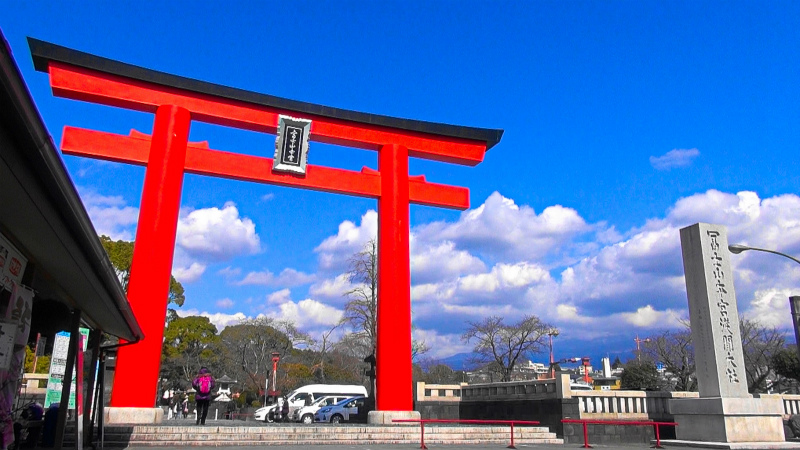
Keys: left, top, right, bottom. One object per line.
{"left": 44, "top": 328, "right": 90, "bottom": 408}
{"left": 0, "top": 232, "right": 27, "bottom": 292}
{"left": 0, "top": 282, "right": 34, "bottom": 447}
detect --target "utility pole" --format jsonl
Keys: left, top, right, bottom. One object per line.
{"left": 634, "top": 335, "right": 651, "bottom": 361}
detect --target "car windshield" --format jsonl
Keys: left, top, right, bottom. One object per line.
{"left": 333, "top": 396, "right": 360, "bottom": 407}
{"left": 312, "top": 396, "right": 333, "bottom": 406}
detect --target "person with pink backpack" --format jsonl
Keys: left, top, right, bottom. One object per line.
{"left": 192, "top": 367, "right": 215, "bottom": 425}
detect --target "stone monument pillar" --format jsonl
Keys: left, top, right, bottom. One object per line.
{"left": 670, "top": 223, "right": 784, "bottom": 443}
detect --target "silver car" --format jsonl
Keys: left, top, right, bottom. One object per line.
{"left": 293, "top": 395, "right": 352, "bottom": 424}
{"left": 314, "top": 396, "right": 371, "bottom": 424}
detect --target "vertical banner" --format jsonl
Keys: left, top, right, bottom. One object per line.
{"left": 45, "top": 328, "right": 89, "bottom": 408}
{"left": 0, "top": 282, "right": 34, "bottom": 447}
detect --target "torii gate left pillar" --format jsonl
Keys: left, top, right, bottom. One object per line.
{"left": 29, "top": 38, "right": 502, "bottom": 423}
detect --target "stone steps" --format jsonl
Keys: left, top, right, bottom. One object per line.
{"left": 76, "top": 424, "right": 563, "bottom": 447}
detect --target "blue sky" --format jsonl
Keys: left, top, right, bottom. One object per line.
{"left": 3, "top": 1, "right": 800, "bottom": 366}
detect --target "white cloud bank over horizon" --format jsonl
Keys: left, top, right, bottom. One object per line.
{"left": 84, "top": 187, "right": 800, "bottom": 360}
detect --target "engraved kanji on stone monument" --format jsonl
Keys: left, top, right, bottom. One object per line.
{"left": 679, "top": 223, "right": 748, "bottom": 398}
{"left": 273, "top": 115, "right": 311, "bottom": 175}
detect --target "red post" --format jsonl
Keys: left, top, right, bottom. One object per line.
{"left": 582, "top": 421, "right": 592, "bottom": 448}
{"left": 652, "top": 423, "right": 663, "bottom": 449}
{"left": 507, "top": 422, "right": 516, "bottom": 449}
{"left": 376, "top": 143, "right": 412, "bottom": 411}
{"left": 420, "top": 421, "right": 427, "bottom": 449}
{"left": 110, "top": 105, "right": 191, "bottom": 407}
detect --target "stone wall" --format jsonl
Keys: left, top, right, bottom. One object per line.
{"left": 561, "top": 422, "right": 665, "bottom": 445}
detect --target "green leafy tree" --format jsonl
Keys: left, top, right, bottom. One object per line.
{"left": 24, "top": 345, "right": 50, "bottom": 373}
{"left": 461, "top": 315, "right": 552, "bottom": 382}
{"left": 100, "top": 236, "right": 186, "bottom": 321}
{"left": 620, "top": 360, "right": 661, "bottom": 390}
{"left": 161, "top": 315, "right": 219, "bottom": 389}
{"left": 772, "top": 347, "right": 800, "bottom": 384}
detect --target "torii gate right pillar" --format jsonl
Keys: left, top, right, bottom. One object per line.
{"left": 375, "top": 144, "right": 413, "bottom": 415}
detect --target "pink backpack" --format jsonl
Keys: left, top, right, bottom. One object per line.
{"left": 198, "top": 376, "right": 212, "bottom": 395}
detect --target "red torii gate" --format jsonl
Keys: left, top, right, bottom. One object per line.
{"left": 29, "top": 38, "right": 502, "bottom": 415}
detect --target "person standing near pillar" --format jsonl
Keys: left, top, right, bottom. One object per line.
{"left": 192, "top": 367, "right": 215, "bottom": 425}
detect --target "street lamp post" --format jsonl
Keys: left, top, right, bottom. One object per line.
{"left": 728, "top": 244, "right": 800, "bottom": 265}
{"left": 548, "top": 328, "right": 559, "bottom": 378}
{"left": 728, "top": 243, "right": 800, "bottom": 362}
{"left": 634, "top": 335, "right": 651, "bottom": 361}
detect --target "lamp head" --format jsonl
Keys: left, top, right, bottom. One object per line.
{"left": 549, "top": 328, "right": 560, "bottom": 337}
{"left": 728, "top": 244, "right": 751, "bottom": 254}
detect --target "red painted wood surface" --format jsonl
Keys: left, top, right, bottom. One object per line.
{"left": 49, "top": 62, "right": 487, "bottom": 165}
{"left": 60, "top": 127, "right": 469, "bottom": 209}
{"left": 377, "top": 144, "right": 412, "bottom": 411}
{"left": 110, "top": 105, "right": 190, "bottom": 407}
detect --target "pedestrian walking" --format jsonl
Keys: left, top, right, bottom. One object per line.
{"left": 281, "top": 395, "right": 289, "bottom": 422}
{"left": 192, "top": 367, "right": 215, "bottom": 425}
{"left": 182, "top": 395, "right": 189, "bottom": 419}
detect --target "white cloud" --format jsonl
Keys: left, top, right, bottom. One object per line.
{"left": 267, "top": 298, "right": 344, "bottom": 329}
{"left": 176, "top": 202, "right": 261, "bottom": 260}
{"left": 267, "top": 289, "right": 292, "bottom": 305}
{"left": 411, "top": 241, "right": 486, "bottom": 283}
{"left": 415, "top": 192, "right": 591, "bottom": 262}
{"left": 460, "top": 262, "right": 551, "bottom": 292}
{"left": 216, "top": 298, "right": 235, "bottom": 309}
{"left": 213, "top": 188, "right": 799, "bottom": 360}
{"left": 237, "top": 268, "right": 316, "bottom": 287}
{"left": 172, "top": 262, "right": 206, "bottom": 283}
{"left": 78, "top": 189, "right": 139, "bottom": 240}
{"left": 309, "top": 274, "right": 354, "bottom": 302}
{"left": 650, "top": 148, "right": 700, "bottom": 170}
{"left": 407, "top": 189, "right": 800, "bottom": 355}
{"left": 176, "top": 309, "right": 247, "bottom": 332}
{"left": 745, "top": 288, "right": 799, "bottom": 329}
{"left": 412, "top": 328, "right": 472, "bottom": 360}
{"left": 616, "top": 305, "right": 682, "bottom": 328}
{"left": 315, "top": 210, "right": 378, "bottom": 271}
{"left": 217, "top": 266, "right": 241, "bottom": 279}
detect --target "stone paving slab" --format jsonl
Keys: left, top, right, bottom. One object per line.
{"left": 116, "top": 444, "right": 791, "bottom": 450}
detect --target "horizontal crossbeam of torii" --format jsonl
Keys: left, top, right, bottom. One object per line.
{"left": 29, "top": 38, "right": 502, "bottom": 414}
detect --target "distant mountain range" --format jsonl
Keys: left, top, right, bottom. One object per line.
{"left": 434, "top": 334, "right": 638, "bottom": 373}
{"left": 438, "top": 352, "right": 475, "bottom": 371}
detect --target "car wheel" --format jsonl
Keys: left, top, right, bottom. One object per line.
{"left": 331, "top": 414, "right": 343, "bottom": 424}
{"left": 302, "top": 414, "right": 313, "bottom": 424}
{"left": 266, "top": 411, "right": 275, "bottom": 423}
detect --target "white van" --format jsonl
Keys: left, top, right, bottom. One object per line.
{"left": 254, "top": 384, "right": 368, "bottom": 423}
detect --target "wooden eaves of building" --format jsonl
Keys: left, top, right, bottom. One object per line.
{"left": 0, "top": 30, "right": 143, "bottom": 447}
